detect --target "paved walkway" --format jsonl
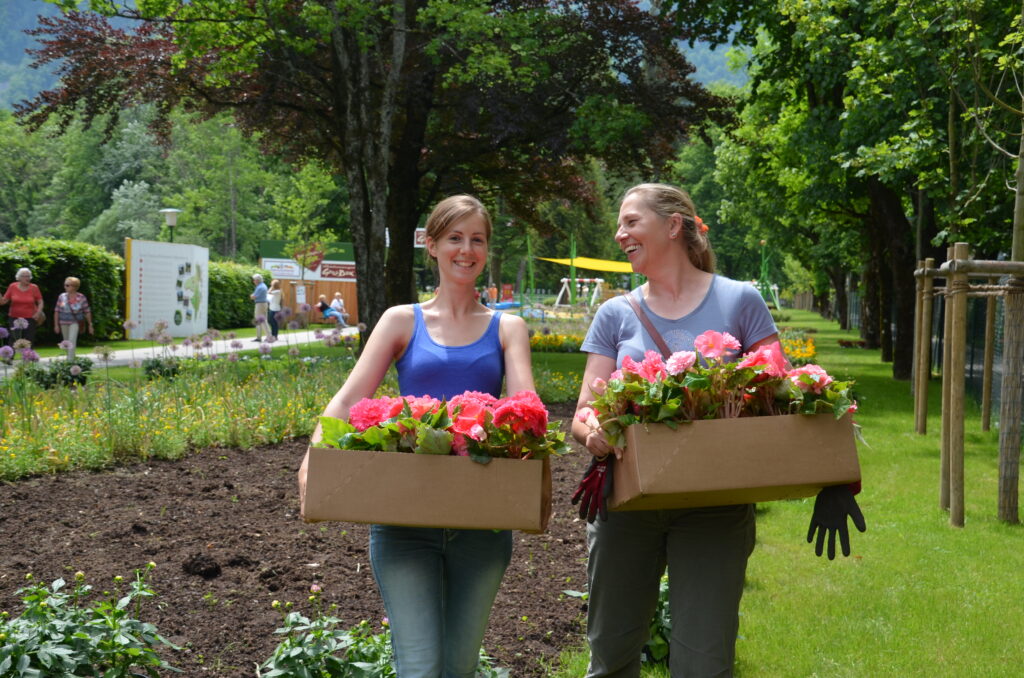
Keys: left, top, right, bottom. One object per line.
{"left": 34, "top": 326, "right": 360, "bottom": 368}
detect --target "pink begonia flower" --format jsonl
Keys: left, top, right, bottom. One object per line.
{"left": 787, "top": 364, "right": 834, "bottom": 394}
{"left": 621, "top": 354, "right": 642, "bottom": 376}
{"left": 637, "top": 350, "right": 667, "bottom": 382}
{"left": 694, "top": 330, "right": 741, "bottom": 360}
{"left": 666, "top": 350, "right": 697, "bottom": 375}
{"left": 404, "top": 395, "right": 442, "bottom": 419}
{"left": 610, "top": 369, "right": 623, "bottom": 381}
{"left": 451, "top": 432, "right": 470, "bottom": 456}
{"left": 469, "top": 423, "right": 487, "bottom": 441}
{"left": 349, "top": 396, "right": 405, "bottom": 430}
{"left": 590, "top": 377, "right": 607, "bottom": 396}
{"left": 738, "top": 342, "right": 787, "bottom": 378}
{"left": 848, "top": 401, "right": 858, "bottom": 413}
{"left": 449, "top": 391, "right": 496, "bottom": 436}
{"left": 492, "top": 390, "right": 548, "bottom": 437}
{"left": 576, "top": 406, "right": 595, "bottom": 423}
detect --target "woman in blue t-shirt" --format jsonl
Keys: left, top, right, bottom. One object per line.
{"left": 310, "top": 195, "right": 535, "bottom": 678}
{"left": 569, "top": 183, "right": 863, "bottom": 677}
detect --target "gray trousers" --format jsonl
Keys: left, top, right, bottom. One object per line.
{"left": 585, "top": 504, "right": 756, "bottom": 678}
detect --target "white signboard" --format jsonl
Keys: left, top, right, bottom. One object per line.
{"left": 124, "top": 239, "right": 210, "bottom": 339}
{"left": 262, "top": 258, "right": 303, "bottom": 279}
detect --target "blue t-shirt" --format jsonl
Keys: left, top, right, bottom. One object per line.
{"left": 395, "top": 304, "right": 505, "bottom": 400}
{"left": 581, "top": 276, "right": 777, "bottom": 367}
{"left": 252, "top": 282, "right": 268, "bottom": 303}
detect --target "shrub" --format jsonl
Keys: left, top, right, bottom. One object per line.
{"left": 0, "top": 238, "right": 124, "bottom": 343}
{"left": 17, "top": 356, "right": 94, "bottom": 388}
{"left": 141, "top": 356, "right": 181, "bottom": 381}
{"left": 0, "top": 566, "right": 178, "bottom": 677}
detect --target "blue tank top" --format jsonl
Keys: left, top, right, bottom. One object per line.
{"left": 395, "top": 304, "right": 505, "bottom": 400}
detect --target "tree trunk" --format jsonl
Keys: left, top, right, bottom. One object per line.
{"left": 826, "top": 266, "right": 849, "bottom": 330}
{"left": 867, "top": 177, "right": 917, "bottom": 380}
{"left": 861, "top": 242, "right": 881, "bottom": 349}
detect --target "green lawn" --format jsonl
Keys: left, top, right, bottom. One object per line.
{"left": 550, "top": 309, "right": 1021, "bottom": 677}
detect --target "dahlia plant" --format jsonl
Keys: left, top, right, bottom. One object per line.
{"left": 579, "top": 330, "right": 857, "bottom": 448}
{"left": 318, "top": 390, "right": 567, "bottom": 463}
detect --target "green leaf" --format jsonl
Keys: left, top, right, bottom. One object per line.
{"left": 317, "top": 416, "right": 355, "bottom": 448}
{"left": 415, "top": 427, "right": 453, "bottom": 455}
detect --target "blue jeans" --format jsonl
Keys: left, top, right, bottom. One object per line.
{"left": 369, "top": 525, "right": 513, "bottom": 678}
{"left": 322, "top": 309, "right": 345, "bottom": 324}
{"left": 585, "top": 504, "right": 756, "bottom": 678}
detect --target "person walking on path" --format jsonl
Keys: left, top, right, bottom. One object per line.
{"left": 267, "top": 279, "right": 283, "bottom": 338}
{"left": 250, "top": 274, "right": 271, "bottom": 342}
{"left": 569, "top": 183, "right": 865, "bottom": 678}
{"left": 306, "top": 194, "right": 535, "bottom": 677}
{"left": 53, "top": 276, "right": 93, "bottom": 359}
{"left": 1, "top": 267, "right": 45, "bottom": 345}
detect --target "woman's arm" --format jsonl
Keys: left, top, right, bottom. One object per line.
{"left": 499, "top": 314, "right": 534, "bottom": 395}
{"left": 311, "top": 306, "right": 412, "bottom": 443}
{"left": 571, "top": 353, "right": 621, "bottom": 459}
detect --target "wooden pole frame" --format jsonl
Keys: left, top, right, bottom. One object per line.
{"left": 947, "top": 242, "right": 970, "bottom": 527}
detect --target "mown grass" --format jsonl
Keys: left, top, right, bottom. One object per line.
{"left": 549, "top": 309, "right": 1021, "bottom": 677}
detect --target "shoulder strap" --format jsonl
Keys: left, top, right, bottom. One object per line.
{"left": 622, "top": 292, "right": 672, "bottom": 359}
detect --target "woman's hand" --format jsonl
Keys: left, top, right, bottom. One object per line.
{"left": 575, "top": 408, "right": 622, "bottom": 461}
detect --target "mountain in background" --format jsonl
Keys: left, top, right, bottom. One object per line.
{"left": 0, "top": 1, "right": 746, "bottom": 111}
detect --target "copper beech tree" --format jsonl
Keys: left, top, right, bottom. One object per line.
{"left": 20, "top": 0, "right": 732, "bottom": 332}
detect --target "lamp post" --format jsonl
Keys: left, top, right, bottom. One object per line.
{"left": 159, "top": 208, "right": 182, "bottom": 243}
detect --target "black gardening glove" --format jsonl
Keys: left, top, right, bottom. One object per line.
{"left": 807, "top": 485, "right": 867, "bottom": 559}
{"left": 571, "top": 455, "right": 613, "bottom": 523}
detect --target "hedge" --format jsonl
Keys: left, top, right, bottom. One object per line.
{"left": 208, "top": 261, "right": 272, "bottom": 330}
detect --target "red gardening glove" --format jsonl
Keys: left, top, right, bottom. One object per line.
{"left": 571, "top": 455, "right": 613, "bottom": 523}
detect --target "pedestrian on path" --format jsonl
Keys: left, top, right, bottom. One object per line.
{"left": 1, "top": 267, "right": 44, "bottom": 345}
{"left": 53, "top": 276, "right": 93, "bottom": 359}
{"left": 251, "top": 274, "right": 271, "bottom": 342}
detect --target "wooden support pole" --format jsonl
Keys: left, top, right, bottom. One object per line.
{"left": 981, "top": 293, "right": 997, "bottom": 432}
{"left": 948, "top": 242, "right": 970, "bottom": 527}
{"left": 917, "top": 258, "right": 936, "bottom": 435}
{"left": 942, "top": 259, "right": 1024, "bottom": 276}
{"left": 914, "top": 261, "right": 928, "bottom": 434}
{"left": 940, "top": 247, "right": 953, "bottom": 512}
{"left": 997, "top": 276, "right": 1024, "bottom": 524}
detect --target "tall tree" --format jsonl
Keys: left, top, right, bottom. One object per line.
{"left": 22, "top": 0, "right": 731, "bottom": 332}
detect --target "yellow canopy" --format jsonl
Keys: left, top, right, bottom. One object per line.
{"left": 537, "top": 256, "right": 634, "bottom": 274}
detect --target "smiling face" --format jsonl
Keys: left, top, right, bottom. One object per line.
{"left": 615, "top": 193, "right": 681, "bottom": 274}
{"left": 427, "top": 213, "right": 489, "bottom": 284}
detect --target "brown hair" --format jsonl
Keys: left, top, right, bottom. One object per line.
{"left": 64, "top": 276, "right": 81, "bottom": 290}
{"left": 624, "top": 183, "right": 716, "bottom": 273}
{"left": 269, "top": 279, "right": 281, "bottom": 291}
{"left": 424, "top": 195, "right": 492, "bottom": 259}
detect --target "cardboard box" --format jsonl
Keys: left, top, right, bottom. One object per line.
{"left": 300, "top": 446, "right": 548, "bottom": 531}
{"left": 611, "top": 414, "right": 860, "bottom": 511}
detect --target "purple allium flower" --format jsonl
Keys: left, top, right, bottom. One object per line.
{"left": 266, "top": 335, "right": 278, "bottom": 344}
{"left": 254, "top": 315, "right": 267, "bottom": 325}
{"left": 20, "top": 348, "right": 40, "bottom": 363}
{"left": 258, "top": 342, "right": 273, "bottom": 355}
{"left": 144, "top": 330, "right": 158, "bottom": 341}
{"left": 287, "top": 321, "right": 300, "bottom": 330}
{"left": 0, "top": 345, "right": 14, "bottom": 362}
{"left": 227, "top": 352, "right": 239, "bottom": 362}
{"left": 0, "top": 327, "right": 8, "bottom": 339}
{"left": 201, "top": 336, "right": 213, "bottom": 347}
{"left": 169, "top": 343, "right": 180, "bottom": 352}
{"left": 274, "top": 311, "right": 286, "bottom": 322}
{"left": 287, "top": 346, "right": 300, "bottom": 357}
{"left": 299, "top": 303, "right": 312, "bottom": 313}
{"left": 12, "top": 339, "right": 31, "bottom": 350}
{"left": 153, "top": 320, "right": 168, "bottom": 332}
{"left": 279, "top": 307, "right": 294, "bottom": 318}
{"left": 69, "top": 364, "right": 82, "bottom": 376}
{"left": 122, "top": 319, "right": 138, "bottom": 330}
{"left": 226, "top": 331, "right": 237, "bottom": 340}
{"left": 58, "top": 340, "right": 73, "bottom": 350}
{"left": 230, "top": 340, "right": 243, "bottom": 350}
{"left": 314, "top": 330, "right": 324, "bottom": 339}
{"left": 357, "top": 323, "right": 367, "bottom": 333}
{"left": 12, "top": 318, "right": 28, "bottom": 330}
{"left": 208, "top": 329, "right": 221, "bottom": 339}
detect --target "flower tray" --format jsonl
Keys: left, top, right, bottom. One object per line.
{"left": 299, "top": 446, "right": 549, "bottom": 531}
{"left": 610, "top": 414, "right": 860, "bottom": 511}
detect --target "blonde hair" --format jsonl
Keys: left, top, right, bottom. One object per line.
{"left": 624, "top": 183, "right": 715, "bottom": 273}
{"left": 64, "top": 276, "right": 81, "bottom": 290}
{"left": 424, "top": 195, "right": 492, "bottom": 259}
{"left": 269, "top": 279, "right": 281, "bottom": 291}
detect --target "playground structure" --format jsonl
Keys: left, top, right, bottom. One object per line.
{"left": 553, "top": 277, "right": 605, "bottom": 309}
{"left": 913, "top": 243, "right": 1024, "bottom": 526}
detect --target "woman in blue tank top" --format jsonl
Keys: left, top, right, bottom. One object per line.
{"left": 311, "top": 195, "right": 535, "bottom": 678}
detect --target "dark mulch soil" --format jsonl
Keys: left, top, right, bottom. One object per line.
{"left": 0, "top": 404, "right": 592, "bottom": 677}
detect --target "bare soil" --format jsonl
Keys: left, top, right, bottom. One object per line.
{"left": 0, "top": 404, "right": 591, "bottom": 676}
